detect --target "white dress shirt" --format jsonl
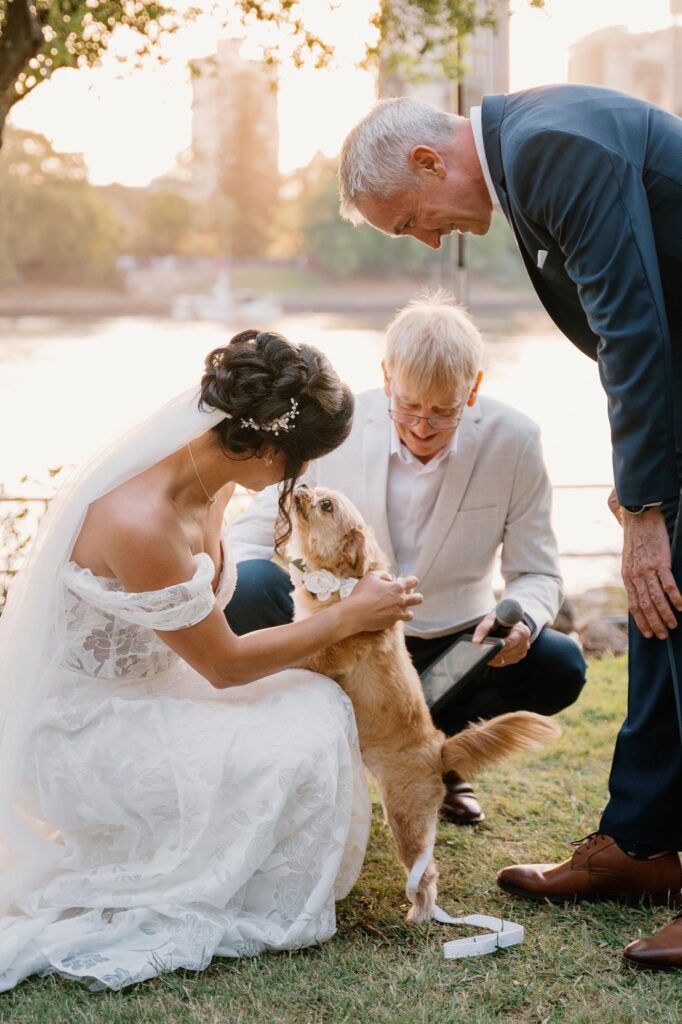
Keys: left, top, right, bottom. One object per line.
{"left": 386, "top": 424, "right": 458, "bottom": 577}
{"left": 470, "top": 106, "right": 501, "bottom": 210}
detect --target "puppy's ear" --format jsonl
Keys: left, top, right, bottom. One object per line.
{"left": 342, "top": 527, "right": 369, "bottom": 575}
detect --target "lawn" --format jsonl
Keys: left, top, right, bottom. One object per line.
{"left": 3, "top": 656, "right": 682, "bottom": 1023}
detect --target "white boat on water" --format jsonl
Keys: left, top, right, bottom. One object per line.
{"left": 171, "top": 273, "right": 282, "bottom": 324}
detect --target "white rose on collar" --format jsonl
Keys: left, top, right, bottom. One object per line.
{"left": 305, "top": 569, "right": 341, "bottom": 602}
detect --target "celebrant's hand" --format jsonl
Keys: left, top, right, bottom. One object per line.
{"left": 472, "top": 609, "right": 531, "bottom": 668}
{"left": 345, "top": 572, "right": 422, "bottom": 633}
{"left": 622, "top": 506, "right": 682, "bottom": 639}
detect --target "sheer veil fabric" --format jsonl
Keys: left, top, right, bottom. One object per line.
{"left": 0, "top": 388, "right": 228, "bottom": 912}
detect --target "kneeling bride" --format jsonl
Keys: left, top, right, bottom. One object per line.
{"left": 0, "top": 329, "right": 421, "bottom": 992}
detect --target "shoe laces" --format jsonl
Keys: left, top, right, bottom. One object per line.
{"left": 570, "top": 831, "right": 603, "bottom": 853}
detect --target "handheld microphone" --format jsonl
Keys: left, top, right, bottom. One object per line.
{"left": 489, "top": 598, "right": 524, "bottom": 638}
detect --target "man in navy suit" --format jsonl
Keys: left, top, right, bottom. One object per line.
{"left": 339, "top": 85, "right": 682, "bottom": 970}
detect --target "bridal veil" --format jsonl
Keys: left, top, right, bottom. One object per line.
{"left": 0, "top": 388, "right": 228, "bottom": 912}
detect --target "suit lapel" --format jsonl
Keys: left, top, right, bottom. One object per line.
{"left": 362, "top": 402, "right": 397, "bottom": 565}
{"left": 414, "top": 406, "right": 484, "bottom": 582}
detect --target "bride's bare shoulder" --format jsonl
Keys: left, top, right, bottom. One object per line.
{"left": 71, "top": 484, "right": 187, "bottom": 584}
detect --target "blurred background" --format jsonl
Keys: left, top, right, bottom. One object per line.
{"left": 2, "top": 0, "right": 680, "bottom": 621}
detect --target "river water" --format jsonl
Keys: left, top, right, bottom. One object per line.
{"left": 0, "top": 311, "right": 622, "bottom": 594}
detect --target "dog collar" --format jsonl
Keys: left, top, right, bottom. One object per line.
{"left": 288, "top": 559, "right": 359, "bottom": 602}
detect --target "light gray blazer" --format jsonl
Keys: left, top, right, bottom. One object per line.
{"left": 229, "top": 389, "right": 563, "bottom": 639}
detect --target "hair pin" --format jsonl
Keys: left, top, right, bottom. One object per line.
{"left": 241, "top": 398, "right": 300, "bottom": 436}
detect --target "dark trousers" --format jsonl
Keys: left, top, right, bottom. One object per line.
{"left": 226, "top": 559, "right": 587, "bottom": 738}
{"left": 600, "top": 491, "right": 682, "bottom": 850}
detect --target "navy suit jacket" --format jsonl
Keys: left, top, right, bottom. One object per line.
{"left": 481, "top": 84, "right": 682, "bottom": 506}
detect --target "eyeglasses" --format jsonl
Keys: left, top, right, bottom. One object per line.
{"left": 388, "top": 402, "right": 462, "bottom": 431}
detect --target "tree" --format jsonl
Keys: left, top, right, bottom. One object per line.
{"left": 371, "top": 0, "right": 544, "bottom": 81}
{"left": 0, "top": 0, "right": 188, "bottom": 147}
{"left": 0, "top": 126, "right": 121, "bottom": 283}
{"left": 0, "top": 0, "right": 545, "bottom": 148}
{"left": 138, "top": 190, "right": 191, "bottom": 257}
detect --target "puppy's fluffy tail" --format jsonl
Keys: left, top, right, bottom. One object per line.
{"left": 441, "top": 712, "right": 561, "bottom": 779}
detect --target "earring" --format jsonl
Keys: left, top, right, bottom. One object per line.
{"left": 265, "top": 455, "right": 273, "bottom": 466}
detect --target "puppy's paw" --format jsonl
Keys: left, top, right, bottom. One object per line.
{"left": 406, "top": 872, "right": 437, "bottom": 923}
{"left": 406, "top": 899, "right": 434, "bottom": 924}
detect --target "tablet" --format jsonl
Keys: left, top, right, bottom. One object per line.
{"left": 421, "top": 634, "right": 505, "bottom": 715}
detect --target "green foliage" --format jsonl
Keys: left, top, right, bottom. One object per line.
{"left": 137, "top": 189, "right": 191, "bottom": 258}
{"left": 467, "top": 210, "right": 533, "bottom": 288}
{"left": 372, "top": 0, "right": 500, "bottom": 82}
{"left": 234, "top": 1, "right": 545, "bottom": 80}
{"left": 1, "top": 124, "right": 88, "bottom": 182}
{"left": 0, "top": 127, "right": 121, "bottom": 284}
{"left": 0, "top": 0, "right": 187, "bottom": 107}
{"left": 0, "top": 1, "right": 545, "bottom": 143}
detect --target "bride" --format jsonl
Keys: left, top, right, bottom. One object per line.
{"left": 0, "top": 329, "right": 421, "bottom": 992}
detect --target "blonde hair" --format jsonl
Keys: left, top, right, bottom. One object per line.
{"left": 384, "top": 290, "right": 483, "bottom": 398}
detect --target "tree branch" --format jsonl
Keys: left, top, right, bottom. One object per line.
{"left": 0, "top": 0, "right": 45, "bottom": 144}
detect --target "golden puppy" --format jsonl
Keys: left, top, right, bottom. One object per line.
{"left": 290, "top": 484, "right": 561, "bottom": 922}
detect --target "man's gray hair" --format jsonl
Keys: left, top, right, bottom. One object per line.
{"left": 339, "top": 97, "right": 458, "bottom": 225}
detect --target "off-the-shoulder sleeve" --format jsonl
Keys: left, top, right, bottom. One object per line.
{"left": 62, "top": 554, "right": 216, "bottom": 631}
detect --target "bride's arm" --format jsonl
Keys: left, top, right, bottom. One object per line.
{"left": 106, "top": 519, "right": 421, "bottom": 689}
{"left": 158, "top": 580, "right": 415, "bottom": 688}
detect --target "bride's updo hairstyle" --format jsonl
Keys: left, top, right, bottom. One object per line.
{"left": 200, "top": 329, "right": 354, "bottom": 550}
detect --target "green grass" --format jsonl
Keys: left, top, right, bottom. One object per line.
{"left": 4, "top": 656, "right": 682, "bottom": 1022}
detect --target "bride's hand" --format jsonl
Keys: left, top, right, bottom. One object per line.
{"left": 343, "top": 572, "right": 423, "bottom": 633}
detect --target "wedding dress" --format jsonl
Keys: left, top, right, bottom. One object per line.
{"left": 0, "top": 390, "right": 370, "bottom": 992}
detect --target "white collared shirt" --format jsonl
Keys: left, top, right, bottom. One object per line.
{"left": 470, "top": 105, "right": 501, "bottom": 210}
{"left": 386, "top": 422, "right": 459, "bottom": 577}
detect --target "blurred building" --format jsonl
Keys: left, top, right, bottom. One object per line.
{"left": 569, "top": 5, "right": 682, "bottom": 116}
{"left": 379, "top": 0, "right": 510, "bottom": 114}
{"left": 190, "top": 38, "right": 279, "bottom": 198}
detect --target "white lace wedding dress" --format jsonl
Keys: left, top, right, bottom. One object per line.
{"left": 0, "top": 537, "right": 370, "bottom": 992}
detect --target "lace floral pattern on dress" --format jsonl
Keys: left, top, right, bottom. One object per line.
{"left": 59, "top": 548, "right": 235, "bottom": 680}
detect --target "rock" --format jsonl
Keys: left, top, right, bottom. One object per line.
{"left": 577, "top": 617, "right": 628, "bottom": 659}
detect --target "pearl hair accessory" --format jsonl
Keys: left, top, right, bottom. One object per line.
{"left": 241, "top": 398, "right": 300, "bottom": 436}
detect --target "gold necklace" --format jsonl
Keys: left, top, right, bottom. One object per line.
{"left": 187, "top": 443, "right": 216, "bottom": 505}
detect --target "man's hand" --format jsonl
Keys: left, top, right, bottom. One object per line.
{"left": 472, "top": 609, "right": 531, "bottom": 668}
{"left": 621, "top": 506, "right": 682, "bottom": 639}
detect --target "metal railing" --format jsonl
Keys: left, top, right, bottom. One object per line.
{"left": 0, "top": 483, "right": 623, "bottom": 576}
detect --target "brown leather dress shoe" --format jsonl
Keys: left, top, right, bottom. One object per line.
{"left": 440, "top": 772, "right": 485, "bottom": 826}
{"left": 497, "top": 833, "right": 682, "bottom": 905}
{"left": 623, "top": 914, "right": 682, "bottom": 971}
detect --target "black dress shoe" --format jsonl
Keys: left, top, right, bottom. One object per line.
{"left": 440, "top": 772, "right": 484, "bottom": 826}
